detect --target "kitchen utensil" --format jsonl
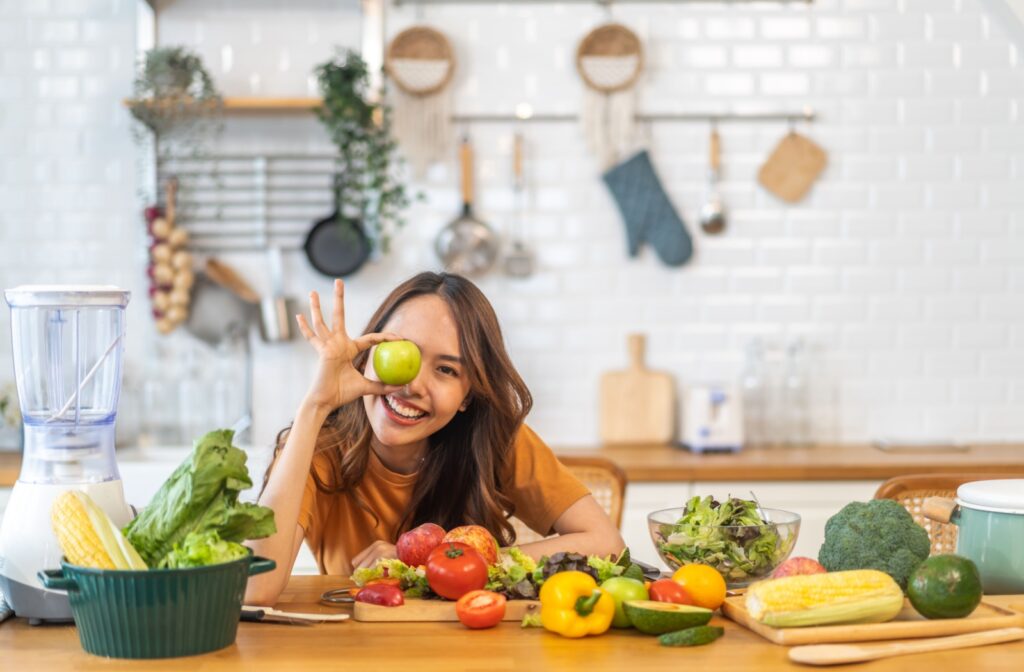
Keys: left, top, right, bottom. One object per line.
{"left": 434, "top": 137, "right": 500, "bottom": 275}
{"left": 722, "top": 594, "right": 1024, "bottom": 646}
{"left": 354, "top": 598, "right": 540, "bottom": 623}
{"left": 185, "top": 266, "right": 253, "bottom": 347}
{"left": 699, "top": 126, "right": 726, "bottom": 235}
{"left": 259, "top": 246, "right": 296, "bottom": 343}
{"left": 680, "top": 383, "right": 744, "bottom": 453}
{"left": 386, "top": 25, "right": 456, "bottom": 174}
{"left": 241, "top": 606, "right": 349, "bottom": 625}
{"left": 0, "top": 286, "right": 133, "bottom": 624}
{"left": 758, "top": 129, "right": 828, "bottom": 204}
{"left": 503, "top": 131, "right": 535, "bottom": 278}
{"left": 304, "top": 180, "right": 372, "bottom": 278}
{"left": 923, "top": 479, "right": 1024, "bottom": 594}
{"left": 38, "top": 556, "right": 275, "bottom": 658}
{"left": 647, "top": 507, "right": 800, "bottom": 588}
{"left": 576, "top": 22, "right": 644, "bottom": 167}
{"left": 788, "top": 627, "right": 1024, "bottom": 666}
{"left": 598, "top": 333, "right": 675, "bottom": 445}
{"left": 205, "top": 258, "right": 260, "bottom": 304}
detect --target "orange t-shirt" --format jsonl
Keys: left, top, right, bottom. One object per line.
{"left": 296, "top": 424, "right": 590, "bottom": 575}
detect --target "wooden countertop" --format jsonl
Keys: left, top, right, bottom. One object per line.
{"left": 2, "top": 575, "right": 1024, "bottom": 670}
{"left": 562, "top": 442, "right": 1024, "bottom": 482}
{"left": 2, "top": 442, "right": 1024, "bottom": 487}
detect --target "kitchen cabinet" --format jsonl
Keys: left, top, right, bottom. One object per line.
{"left": 622, "top": 480, "right": 881, "bottom": 569}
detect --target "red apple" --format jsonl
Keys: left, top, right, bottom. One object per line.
{"left": 771, "top": 556, "right": 827, "bottom": 579}
{"left": 396, "top": 523, "right": 446, "bottom": 567}
{"left": 442, "top": 525, "right": 499, "bottom": 566}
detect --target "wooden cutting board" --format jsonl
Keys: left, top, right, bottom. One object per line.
{"left": 722, "top": 595, "right": 1024, "bottom": 646}
{"left": 354, "top": 599, "right": 540, "bottom": 623}
{"left": 599, "top": 334, "right": 675, "bottom": 445}
{"left": 757, "top": 131, "right": 828, "bottom": 204}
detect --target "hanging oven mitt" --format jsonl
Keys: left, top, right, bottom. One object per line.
{"left": 758, "top": 131, "right": 828, "bottom": 204}
{"left": 602, "top": 150, "right": 693, "bottom": 267}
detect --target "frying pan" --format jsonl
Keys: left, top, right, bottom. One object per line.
{"left": 304, "top": 179, "right": 372, "bottom": 277}
{"left": 434, "top": 137, "right": 499, "bottom": 276}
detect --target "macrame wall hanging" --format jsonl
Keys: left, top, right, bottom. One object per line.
{"left": 385, "top": 26, "right": 456, "bottom": 175}
{"left": 575, "top": 22, "right": 644, "bottom": 169}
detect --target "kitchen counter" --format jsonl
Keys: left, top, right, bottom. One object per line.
{"left": 2, "top": 442, "right": 1024, "bottom": 487}
{"left": 2, "top": 575, "right": 1024, "bottom": 670}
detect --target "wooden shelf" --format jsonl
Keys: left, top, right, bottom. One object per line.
{"left": 123, "top": 97, "right": 322, "bottom": 113}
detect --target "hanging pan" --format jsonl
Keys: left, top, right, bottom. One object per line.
{"left": 304, "top": 179, "right": 372, "bottom": 277}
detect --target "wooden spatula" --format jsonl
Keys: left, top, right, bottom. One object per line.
{"left": 788, "top": 627, "right": 1024, "bottom": 666}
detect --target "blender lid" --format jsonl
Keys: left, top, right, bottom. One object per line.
{"left": 956, "top": 479, "right": 1024, "bottom": 515}
{"left": 5, "top": 285, "right": 130, "bottom": 308}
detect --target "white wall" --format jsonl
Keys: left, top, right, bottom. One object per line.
{"left": 2, "top": 0, "right": 1023, "bottom": 453}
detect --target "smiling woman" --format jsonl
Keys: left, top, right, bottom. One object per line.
{"left": 245, "top": 272, "right": 624, "bottom": 606}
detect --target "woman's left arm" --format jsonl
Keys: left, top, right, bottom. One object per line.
{"left": 515, "top": 494, "right": 625, "bottom": 560}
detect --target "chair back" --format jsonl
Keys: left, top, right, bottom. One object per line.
{"left": 511, "top": 455, "right": 627, "bottom": 545}
{"left": 874, "top": 473, "right": 1014, "bottom": 555}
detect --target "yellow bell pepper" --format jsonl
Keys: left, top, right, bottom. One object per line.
{"left": 539, "top": 570, "right": 616, "bottom": 638}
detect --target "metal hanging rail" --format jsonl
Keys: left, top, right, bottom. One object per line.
{"left": 452, "top": 108, "right": 816, "bottom": 124}
{"left": 395, "top": 0, "right": 812, "bottom": 5}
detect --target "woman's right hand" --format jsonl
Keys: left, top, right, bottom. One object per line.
{"left": 296, "top": 279, "right": 403, "bottom": 414}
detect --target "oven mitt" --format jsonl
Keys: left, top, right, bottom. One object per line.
{"left": 602, "top": 150, "right": 693, "bottom": 267}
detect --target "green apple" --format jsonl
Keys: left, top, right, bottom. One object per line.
{"left": 372, "top": 340, "right": 422, "bottom": 386}
{"left": 600, "top": 576, "right": 650, "bottom": 628}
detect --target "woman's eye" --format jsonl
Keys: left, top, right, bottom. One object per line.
{"left": 438, "top": 365, "right": 459, "bottom": 377}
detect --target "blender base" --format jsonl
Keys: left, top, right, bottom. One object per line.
{"left": 0, "top": 574, "right": 73, "bottom": 624}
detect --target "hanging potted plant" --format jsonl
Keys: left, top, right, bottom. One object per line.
{"left": 313, "top": 49, "right": 411, "bottom": 256}
{"left": 127, "top": 46, "right": 222, "bottom": 137}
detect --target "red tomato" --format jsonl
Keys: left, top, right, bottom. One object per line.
{"left": 648, "top": 578, "right": 696, "bottom": 605}
{"left": 455, "top": 590, "right": 507, "bottom": 629}
{"left": 355, "top": 583, "right": 405, "bottom": 607}
{"left": 425, "top": 542, "right": 488, "bottom": 600}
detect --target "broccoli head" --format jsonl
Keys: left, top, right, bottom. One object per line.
{"left": 817, "top": 499, "right": 931, "bottom": 590}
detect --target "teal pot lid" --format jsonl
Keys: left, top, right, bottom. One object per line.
{"left": 957, "top": 479, "right": 1024, "bottom": 515}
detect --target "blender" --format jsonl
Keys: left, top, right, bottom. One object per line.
{"left": 0, "top": 286, "right": 133, "bottom": 624}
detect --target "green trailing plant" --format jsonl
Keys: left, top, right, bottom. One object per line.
{"left": 314, "top": 49, "right": 410, "bottom": 253}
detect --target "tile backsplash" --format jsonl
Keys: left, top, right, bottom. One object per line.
{"left": 1, "top": 0, "right": 1023, "bottom": 450}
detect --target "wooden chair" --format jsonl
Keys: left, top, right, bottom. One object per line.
{"left": 874, "top": 473, "right": 1009, "bottom": 556}
{"left": 511, "top": 455, "right": 627, "bottom": 545}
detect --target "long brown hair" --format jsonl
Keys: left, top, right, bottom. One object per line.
{"left": 264, "top": 272, "right": 532, "bottom": 546}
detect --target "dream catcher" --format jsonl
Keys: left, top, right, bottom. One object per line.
{"left": 386, "top": 26, "right": 456, "bottom": 175}
{"left": 575, "top": 23, "right": 644, "bottom": 168}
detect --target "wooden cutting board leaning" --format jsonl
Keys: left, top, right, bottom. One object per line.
{"left": 599, "top": 334, "right": 675, "bottom": 445}
{"left": 722, "top": 595, "right": 1024, "bottom": 646}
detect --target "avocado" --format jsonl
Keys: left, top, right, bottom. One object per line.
{"left": 907, "top": 554, "right": 983, "bottom": 619}
{"left": 623, "top": 600, "right": 713, "bottom": 635}
{"left": 658, "top": 625, "right": 725, "bottom": 647}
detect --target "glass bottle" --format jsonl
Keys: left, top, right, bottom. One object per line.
{"left": 783, "top": 338, "right": 811, "bottom": 447}
{"left": 740, "top": 338, "right": 765, "bottom": 448}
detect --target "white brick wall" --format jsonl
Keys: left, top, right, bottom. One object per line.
{"left": 1, "top": 0, "right": 1023, "bottom": 451}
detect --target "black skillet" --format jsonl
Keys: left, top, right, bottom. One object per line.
{"left": 304, "top": 181, "right": 372, "bottom": 277}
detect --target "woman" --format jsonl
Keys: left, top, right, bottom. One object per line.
{"left": 246, "top": 272, "right": 623, "bottom": 605}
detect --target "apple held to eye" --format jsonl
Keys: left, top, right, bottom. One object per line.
{"left": 373, "top": 340, "right": 422, "bottom": 386}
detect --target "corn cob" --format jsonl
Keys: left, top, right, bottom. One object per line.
{"left": 745, "top": 569, "right": 904, "bottom": 628}
{"left": 51, "top": 491, "right": 147, "bottom": 570}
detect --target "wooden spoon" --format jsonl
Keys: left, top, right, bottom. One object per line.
{"left": 788, "top": 627, "right": 1024, "bottom": 666}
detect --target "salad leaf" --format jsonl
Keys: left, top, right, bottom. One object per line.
{"left": 123, "top": 429, "right": 277, "bottom": 568}
{"left": 486, "top": 547, "right": 539, "bottom": 599}
{"left": 352, "top": 558, "right": 431, "bottom": 597}
{"left": 655, "top": 495, "right": 786, "bottom": 581}
{"left": 159, "top": 530, "right": 249, "bottom": 569}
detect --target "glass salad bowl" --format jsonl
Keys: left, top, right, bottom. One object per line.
{"left": 648, "top": 503, "right": 801, "bottom": 589}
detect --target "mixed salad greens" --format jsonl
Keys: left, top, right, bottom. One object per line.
{"left": 654, "top": 495, "right": 790, "bottom": 582}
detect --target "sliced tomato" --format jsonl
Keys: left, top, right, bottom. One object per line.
{"left": 648, "top": 578, "right": 696, "bottom": 605}
{"left": 455, "top": 590, "right": 507, "bottom": 629}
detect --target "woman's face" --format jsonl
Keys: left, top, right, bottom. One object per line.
{"left": 362, "top": 294, "right": 472, "bottom": 452}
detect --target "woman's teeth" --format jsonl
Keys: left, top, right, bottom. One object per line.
{"left": 384, "top": 394, "right": 426, "bottom": 420}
